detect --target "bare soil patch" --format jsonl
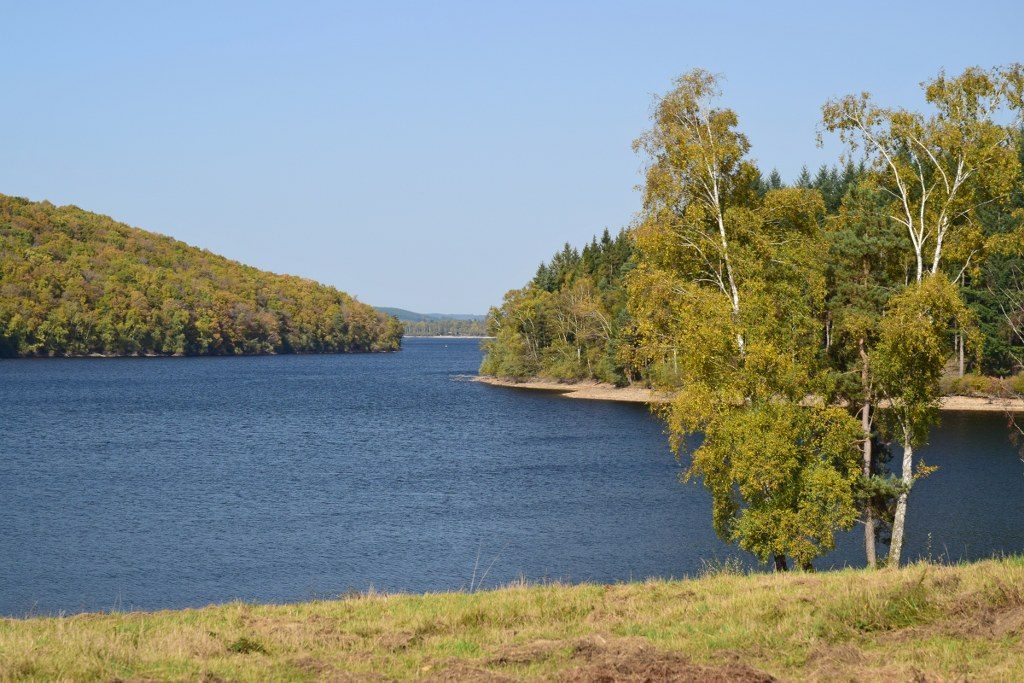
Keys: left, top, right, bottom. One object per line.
{"left": 449, "top": 636, "right": 777, "bottom": 682}
{"left": 559, "top": 637, "right": 775, "bottom": 682}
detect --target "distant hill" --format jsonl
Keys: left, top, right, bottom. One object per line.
{"left": 375, "top": 307, "right": 485, "bottom": 323}
{"left": 0, "top": 194, "right": 403, "bottom": 357}
{"left": 375, "top": 307, "right": 488, "bottom": 337}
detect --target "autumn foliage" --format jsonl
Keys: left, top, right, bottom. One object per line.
{"left": 0, "top": 194, "right": 402, "bottom": 357}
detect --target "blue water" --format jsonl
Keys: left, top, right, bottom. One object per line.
{"left": 1, "top": 338, "right": 1022, "bottom": 616}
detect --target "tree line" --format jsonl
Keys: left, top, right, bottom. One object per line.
{"left": 0, "top": 194, "right": 403, "bottom": 357}
{"left": 402, "top": 318, "right": 488, "bottom": 336}
{"left": 480, "top": 228, "right": 634, "bottom": 381}
{"left": 482, "top": 65, "right": 1024, "bottom": 570}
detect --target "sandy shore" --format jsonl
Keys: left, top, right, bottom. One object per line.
{"left": 474, "top": 375, "right": 1024, "bottom": 413}
{"left": 937, "top": 395, "right": 1024, "bottom": 412}
{"left": 474, "top": 376, "right": 667, "bottom": 404}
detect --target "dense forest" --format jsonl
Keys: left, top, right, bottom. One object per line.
{"left": 480, "top": 228, "right": 634, "bottom": 381}
{"left": 483, "top": 65, "right": 1024, "bottom": 571}
{"left": 483, "top": 111, "right": 1024, "bottom": 387}
{"left": 0, "top": 194, "right": 403, "bottom": 357}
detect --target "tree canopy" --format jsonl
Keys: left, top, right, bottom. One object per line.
{"left": 480, "top": 228, "right": 634, "bottom": 383}
{"left": 481, "top": 64, "right": 1024, "bottom": 570}
{"left": 0, "top": 194, "right": 403, "bottom": 357}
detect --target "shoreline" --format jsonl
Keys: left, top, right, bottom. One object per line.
{"left": 403, "top": 335, "right": 493, "bottom": 339}
{"left": 474, "top": 375, "right": 667, "bottom": 404}
{"left": 2, "top": 348, "right": 401, "bottom": 360}
{"left": 474, "top": 375, "right": 1024, "bottom": 413}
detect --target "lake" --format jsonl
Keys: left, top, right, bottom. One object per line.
{"left": 1, "top": 338, "right": 1022, "bottom": 616}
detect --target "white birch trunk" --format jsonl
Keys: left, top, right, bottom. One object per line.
{"left": 888, "top": 434, "right": 914, "bottom": 566}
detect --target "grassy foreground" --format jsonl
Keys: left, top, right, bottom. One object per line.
{"left": 3, "top": 559, "right": 1024, "bottom": 681}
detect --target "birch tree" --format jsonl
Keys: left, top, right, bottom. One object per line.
{"left": 550, "top": 277, "right": 612, "bottom": 377}
{"left": 632, "top": 69, "right": 760, "bottom": 357}
{"left": 631, "top": 71, "right": 863, "bottom": 570}
{"left": 821, "top": 65, "right": 1019, "bottom": 566}
{"left": 822, "top": 65, "right": 1024, "bottom": 284}
{"left": 873, "top": 274, "right": 979, "bottom": 565}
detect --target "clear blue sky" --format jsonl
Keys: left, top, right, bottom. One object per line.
{"left": 3, "top": 1, "right": 1022, "bottom": 313}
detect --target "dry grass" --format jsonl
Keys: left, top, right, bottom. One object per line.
{"left": 3, "top": 557, "right": 1024, "bottom": 681}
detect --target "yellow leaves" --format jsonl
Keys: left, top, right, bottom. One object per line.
{"left": 820, "top": 91, "right": 878, "bottom": 153}
{"left": 0, "top": 193, "right": 401, "bottom": 356}
{"left": 636, "top": 69, "right": 753, "bottom": 238}
{"left": 913, "top": 459, "right": 939, "bottom": 483}
{"left": 985, "top": 222, "right": 1024, "bottom": 257}
{"left": 823, "top": 65, "right": 1024, "bottom": 284}
{"left": 760, "top": 188, "right": 826, "bottom": 235}
{"left": 688, "top": 402, "right": 862, "bottom": 565}
{"left": 872, "top": 273, "right": 980, "bottom": 446}
{"left": 923, "top": 64, "right": 1024, "bottom": 119}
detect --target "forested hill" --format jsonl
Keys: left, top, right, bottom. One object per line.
{"left": 375, "top": 307, "right": 483, "bottom": 323}
{"left": 0, "top": 194, "right": 403, "bottom": 357}
{"left": 375, "top": 308, "right": 487, "bottom": 336}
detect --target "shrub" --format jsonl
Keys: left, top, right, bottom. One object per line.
{"left": 227, "top": 637, "right": 268, "bottom": 655}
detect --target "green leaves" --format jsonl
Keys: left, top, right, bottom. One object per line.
{"left": 822, "top": 64, "right": 1024, "bottom": 284}
{"left": 480, "top": 230, "right": 635, "bottom": 382}
{"left": 629, "top": 72, "right": 861, "bottom": 569}
{"left": 873, "top": 274, "right": 980, "bottom": 447}
{"left": 689, "top": 403, "right": 862, "bottom": 567}
{"left": 481, "top": 64, "right": 1024, "bottom": 570}
{"left": 0, "top": 195, "right": 402, "bottom": 357}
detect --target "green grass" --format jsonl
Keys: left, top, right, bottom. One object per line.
{"left": 3, "top": 558, "right": 1024, "bottom": 680}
